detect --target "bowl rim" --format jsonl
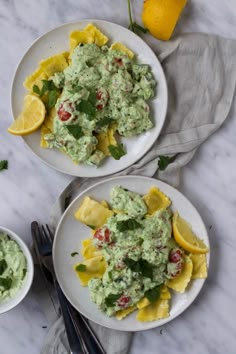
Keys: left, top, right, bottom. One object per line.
{"left": 0, "top": 226, "right": 34, "bottom": 314}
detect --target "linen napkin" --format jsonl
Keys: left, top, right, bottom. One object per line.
{"left": 37, "top": 33, "right": 236, "bottom": 354}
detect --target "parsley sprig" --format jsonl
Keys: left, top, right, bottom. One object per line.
{"left": 144, "top": 285, "right": 162, "bottom": 303}
{"left": 108, "top": 144, "right": 126, "bottom": 160}
{"left": 0, "top": 160, "right": 8, "bottom": 171}
{"left": 66, "top": 125, "right": 84, "bottom": 140}
{"left": 158, "top": 155, "right": 176, "bottom": 171}
{"left": 127, "top": 0, "right": 148, "bottom": 34}
{"left": 117, "top": 219, "right": 142, "bottom": 232}
{"left": 104, "top": 293, "right": 122, "bottom": 307}
{"left": 123, "top": 258, "right": 154, "bottom": 280}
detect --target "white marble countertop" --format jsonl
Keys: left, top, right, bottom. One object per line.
{"left": 1, "top": 1, "right": 236, "bottom": 353}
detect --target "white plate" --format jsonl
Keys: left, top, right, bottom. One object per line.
{"left": 11, "top": 20, "right": 168, "bottom": 177}
{"left": 53, "top": 176, "right": 210, "bottom": 331}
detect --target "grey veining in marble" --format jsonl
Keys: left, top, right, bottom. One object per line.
{"left": 1, "top": 1, "right": 236, "bottom": 353}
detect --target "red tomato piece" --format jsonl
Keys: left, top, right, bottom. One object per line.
{"left": 93, "top": 227, "right": 111, "bottom": 244}
{"left": 169, "top": 249, "right": 183, "bottom": 263}
{"left": 114, "top": 57, "right": 123, "bottom": 66}
{"left": 96, "top": 104, "right": 104, "bottom": 111}
{"left": 57, "top": 101, "right": 72, "bottom": 121}
{"left": 117, "top": 295, "right": 131, "bottom": 308}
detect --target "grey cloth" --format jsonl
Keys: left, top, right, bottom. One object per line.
{"left": 40, "top": 33, "right": 236, "bottom": 354}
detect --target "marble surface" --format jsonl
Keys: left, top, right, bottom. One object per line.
{"left": 1, "top": 0, "right": 236, "bottom": 353}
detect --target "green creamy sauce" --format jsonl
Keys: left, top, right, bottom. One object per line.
{"left": 0, "top": 233, "right": 27, "bottom": 302}
{"left": 88, "top": 186, "right": 181, "bottom": 317}
{"left": 45, "top": 43, "right": 156, "bottom": 165}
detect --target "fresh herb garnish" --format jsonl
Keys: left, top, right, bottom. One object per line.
{"left": 66, "top": 125, "right": 84, "bottom": 139}
{"left": 108, "top": 144, "right": 126, "bottom": 160}
{"left": 88, "top": 225, "right": 96, "bottom": 230}
{"left": 33, "top": 80, "right": 59, "bottom": 109}
{"left": 0, "top": 260, "right": 7, "bottom": 275}
{"left": 117, "top": 219, "right": 142, "bottom": 232}
{"left": 69, "top": 84, "right": 83, "bottom": 94}
{"left": 77, "top": 100, "right": 96, "bottom": 119}
{"left": 158, "top": 155, "right": 176, "bottom": 171}
{"left": 75, "top": 264, "right": 87, "bottom": 272}
{"left": 127, "top": 0, "right": 148, "bottom": 34}
{"left": 0, "top": 160, "right": 8, "bottom": 171}
{"left": 96, "top": 117, "right": 113, "bottom": 128}
{"left": 104, "top": 293, "right": 122, "bottom": 307}
{"left": 88, "top": 90, "right": 97, "bottom": 106}
{"left": 0, "top": 277, "right": 12, "bottom": 290}
{"left": 22, "top": 268, "right": 27, "bottom": 280}
{"left": 71, "top": 252, "right": 79, "bottom": 257}
{"left": 144, "top": 285, "right": 162, "bottom": 303}
{"left": 124, "top": 258, "right": 154, "bottom": 280}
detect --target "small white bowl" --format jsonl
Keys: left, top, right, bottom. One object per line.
{"left": 0, "top": 226, "right": 34, "bottom": 314}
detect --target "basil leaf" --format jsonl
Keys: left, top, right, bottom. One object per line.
{"left": 123, "top": 258, "right": 154, "bottom": 280}
{"left": 71, "top": 252, "right": 79, "bottom": 257}
{"left": 0, "top": 277, "right": 12, "bottom": 290}
{"left": 22, "top": 268, "right": 27, "bottom": 280}
{"left": 48, "top": 90, "right": 57, "bottom": 109}
{"left": 33, "top": 85, "right": 41, "bottom": 95}
{"left": 158, "top": 155, "right": 176, "bottom": 171}
{"left": 75, "top": 264, "right": 87, "bottom": 272}
{"left": 144, "top": 285, "right": 162, "bottom": 303}
{"left": 0, "top": 160, "right": 8, "bottom": 171}
{"left": 96, "top": 117, "right": 113, "bottom": 128}
{"left": 108, "top": 144, "right": 126, "bottom": 160}
{"left": 88, "top": 90, "right": 97, "bottom": 105}
{"left": 117, "top": 219, "right": 142, "bottom": 232}
{"left": 66, "top": 125, "right": 84, "bottom": 140}
{"left": 0, "top": 260, "right": 7, "bottom": 275}
{"left": 104, "top": 293, "right": 122, "bottom": 307}
{"left": 77, "top": 100, "right": 96, "bottom": 119}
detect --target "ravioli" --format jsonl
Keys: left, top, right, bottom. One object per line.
{"left": 111, "top": 42, "right": 134, "bottom": 59}
{"left": 74, "top": 196, "right": 114, "bottom": 228}
{"left": 166, "top": 256, "right": 193, "bottom": 293}
{"left": 39, "top": 52, "right": 69, "bottom": 77}
{"left": 74, "top": 255, "right": 106, "bottom": 286}
{"left": 136, "top": 299, "right": 170, "bottom": 322}
{"left": 190, "top": 254, "right": 207, "bottom": 279}
{"left": 81, "top": 238, "right": 102, "bottom": 260}
{"left": 96, "top": 127, "right": 117, "bottom": 156}
{"left": 116, "top": 305, "right": 137, "bottom": 320}
{"left": 143, "top": 186, "right": 171, "bottom": 214}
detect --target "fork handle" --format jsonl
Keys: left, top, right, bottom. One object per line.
{"left": 54, "top": 279, "right": 88, "bottom": 354}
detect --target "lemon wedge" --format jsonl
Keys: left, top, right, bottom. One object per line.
{"left": 142, "top": 0, "right": 188, "bottom": 41}
{"left": 8, "top": 95, "right": 46, "bottom": 136}
{"left": 173, "top": 212, "right": 208, "bottom": 254}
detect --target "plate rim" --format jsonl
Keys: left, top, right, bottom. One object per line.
{"left": 11, "top": 19, "right": 168, "bottom": 177}
{"left": 53, "top": 175, "right": 210, "bottom": 331}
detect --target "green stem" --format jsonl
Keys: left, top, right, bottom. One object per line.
{"left": 127, "top": 0, "right": 133, "bottom": 29}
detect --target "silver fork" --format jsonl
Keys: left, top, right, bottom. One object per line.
{"left": 31, "top": 221, "right": 106, "bottom": 354}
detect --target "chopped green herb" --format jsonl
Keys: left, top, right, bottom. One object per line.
{"left": 69, "top": 84, "right": 83, "bottom": 94}
{"left": 117, "top": 219, "right": 142, "bottom": 232}
{"left": 108, "top": 144, "right": 126, "bottom": 160}
{"left": 71, "top": 252, "right": 79, "bottom": 257}
{"left": 48, "top": 90, "right": 57, "bottom": 109}
{"left": 66, "top": 125, "right": 84, "bottom": 139}
{"left": 22, "top": 268, "right": 27, "bottom": 280}
{"left": 75, "top": 264, "right": 87, "bottom": 272}
{"left": 0, "top": 277, "right": 12, "bottom": 290}
{"left": 108, "top": 271, "right": 113, "bottom": 280}
{"left": 144, "top": 285, "right": 162, "bottom": 303}
{"left": 88, "top": 90, "right": 97, "bottom": 105}
{"left": 77, "top": 100, "right": 96, "bottom": 119}
{"left": 104, "top": 293, "right": 122, "bottom": 307}
{"left": 0, "top": 260, "right": 7, "bottom": 275}
{"left": 158, "top": 155, "right": 176, "bottom": 171}
{"left": 124, "top": 258, "right": 154, "bottom": 280}
{"left": 0, "top": 160, "right": 8, "bottom": 171}
{"left": 96, "top": 117, "right": 114, "bottom": 128}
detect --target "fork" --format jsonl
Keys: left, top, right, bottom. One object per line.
{"left": 31, "top": 221, "right": 106, "bottom": 354}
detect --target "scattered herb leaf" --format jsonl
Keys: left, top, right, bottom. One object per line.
{"left": 69, "top": 84, "right": 83, "bottom": 94}
{"left": 96, "top": 117, "right": 113, "bottom": 128}
{"left": 88, "top": 90, "right": 97, "bottom": 106}
{"left": 117, "top": 219, "right": 142, "bottom": 232}
{"left": 127, "top": 0, "right": 148, "bottom": 35}
{"left": 77, "top": 100, "right": 96, "bottom": 119}
{"left": 158, "top": 155, "right": 176, "bottom": 171}
{"left": 0, "top": 277, "right": 12, "bottom": 290}
{"left": 66, "top": 125, "right": 84, "bottom": 140}
{"left": 48, "top": 90, "right": 57, "bottom": 109}
{"left": 33, "top": 85, "right": 41, "bottom": 95}
{"left": 0, "top": 260, "right": 7, "bottom": 276}
{"left": 0, "top": 160, "right": 8, "bottom": 171}
{"left": 104, "top": 293, "right": 122, "bottom": 307}
{"left": 22, "top": 268, "right": 27, "bottom": 280}
{"left": 108, "top": 144, "right": 126, "bottom": 160}
{"left": 144, "top": 285, "right": 162, "bottom": 303}
{"left": 88, "top": 225, "right": 96, "bottom": 230}
{"left": 124, "top": 258, "right": 154, "bottom": 280}
{"left": 71, "top": 252, "right": 79, "bottom": 257}
{"left": 75, "top": 264, "right": 87, "bottom": 272}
